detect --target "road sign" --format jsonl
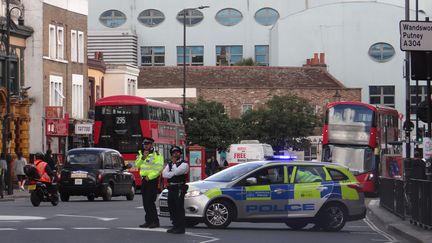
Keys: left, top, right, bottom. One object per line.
{"left": 400, "top": 21, "right": 432, "bottom": 51}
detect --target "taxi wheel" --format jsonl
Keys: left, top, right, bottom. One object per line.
{"left": 60, "top": 193, "right": 70, "bottom": 202}
{"left": 285, "top": 222, "right": 308, "bottom": 230}
{"left": 126, "top": 185, "right": 135, "bottom": 201}
{"left": 87, "top": 194, "right": 95, "bottom": 201}
{"left": 103, "top": 185, "right": 113, "bottom": 201}
{"left": 204, "top": 200, "right": 234, "bottom": 229}
{"left": 318, "top": 204, "right": 347, "bottom": 232}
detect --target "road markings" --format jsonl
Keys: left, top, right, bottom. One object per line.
{"left": 364, "top": 217, "right": 398, "bottom": 243}
{"left": 73, "top": 227, "right": 109, "bottom": 230}
{"left": 0, "top": 228, "right": 16, "bottom": 230}
{"left": 0, "top": 216, "right": 46, "bottom": 221}
{"left": 55, "top": 214, "right": 118, "bottom": 221}
{"left": 26, "top": 228, "right": 64, "bottom": 230}
{"left": 119, "top": 227, "right": 220, "bottom": 243}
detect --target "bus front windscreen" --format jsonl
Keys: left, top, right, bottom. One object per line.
{"left": 327, "top": 104, "right": 374, "bottom": 145}
{"left": 95, "top": 105, "right": 143, "bottom": 153}
{"left": 322, "top": 145, "right": 374, "bottom": 173}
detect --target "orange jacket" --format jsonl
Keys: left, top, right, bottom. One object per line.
{"left": 34, "top": 160, "right": 51, "bottom": 183}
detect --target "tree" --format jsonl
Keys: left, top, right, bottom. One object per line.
{"left": 186, "top": 98, "right": 239, "bottom": 150}
{"left": 240, "top": 94, "right": 320, "bottom": 152}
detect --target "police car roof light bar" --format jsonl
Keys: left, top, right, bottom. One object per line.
{"left": 271, "top": 155, "right": 297, "bottom": 160}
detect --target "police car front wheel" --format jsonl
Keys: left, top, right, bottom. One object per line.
{"left": 204, "top": 200, "right": 235, "bottom": 229}
{"left": 317, "top": 204, "right": 347, "bottom": 232}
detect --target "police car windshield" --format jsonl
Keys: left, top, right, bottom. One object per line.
{"left": 205, "top": 163, "right": 262, "bottom": 182}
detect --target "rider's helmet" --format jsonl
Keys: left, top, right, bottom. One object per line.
{"left": 35, "top": 152, "right": 45, "bottom": 160}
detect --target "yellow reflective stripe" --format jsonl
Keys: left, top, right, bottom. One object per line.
{"left": 284, "top": 166, "right": 288, "bottom": 184}
{"left": 290, "top": 167, "right": 297, "bottom": 184}
{"left": 294, "top": 183, "right": 321, "bottom": 199}
{"left": 323, "top": 168, "right": 332, "bottom": 181}
{"left": 204, "top": 188, "right": 222, "bottom": 199}
{"left": 340, "top": 184, "right": 359, "bottom": 200}
{"left": 245, "top": 185, "right": 271, "bottom": 200}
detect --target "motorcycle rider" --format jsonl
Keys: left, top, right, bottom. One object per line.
{"left": 33, "top": 152, "right": 56, "bottom": 194}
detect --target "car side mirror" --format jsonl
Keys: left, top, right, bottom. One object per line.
{"left": 246, "top": 177, "right": 257, "bottom": 185}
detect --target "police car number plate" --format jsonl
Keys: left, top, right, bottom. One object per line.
{"left": 159, "top": 199, "right": 168, "bottom": 207}
{"left": 75, "top": 179, "right": 83, "bottom": 185}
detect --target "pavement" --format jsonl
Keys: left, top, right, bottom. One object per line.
{"left": 367, "top": 199, "right": 432, "bottom": 243}
{"left": 0, "top": 188, "right": 30, "bottom": 201}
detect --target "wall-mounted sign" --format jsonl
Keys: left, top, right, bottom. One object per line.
{"left": 75, "top": 123, "right": 93, "bottom": 135}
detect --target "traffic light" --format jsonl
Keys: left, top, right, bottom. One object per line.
{"left": 417, "top": 127, "right": 424, "bottom": 144}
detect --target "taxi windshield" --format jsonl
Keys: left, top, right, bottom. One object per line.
{"left": 205, "top": 163, "right": 262, "bottom": 182}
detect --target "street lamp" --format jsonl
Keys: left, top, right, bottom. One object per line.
{"left": 182, "top": 5, "right": 209, "bottom": 132}
{"left": 2, "top": 0, "right": 24, "bottom": 195}
{"left": 333, "top": 90, "right": 342, "bottom": 102}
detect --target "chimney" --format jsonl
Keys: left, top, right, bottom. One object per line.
{"left": 319, "top": 53, "right": 325, "bottom": 64}
{"left": 306, "top": 59, "right": 311, "bottom": 65}
{"left": 311, "top": 53, "right": 319, "bottom": 65}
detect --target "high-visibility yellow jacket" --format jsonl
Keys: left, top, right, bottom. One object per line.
{"left": 135, "top": 149, "right": 164, "bottom": 181}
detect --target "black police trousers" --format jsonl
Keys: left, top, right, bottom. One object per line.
{"left": 167, "top": 184, "right": 189, "bottom": 230}
{"left": 141, "top": 178, "right": 159, "bottom": 225}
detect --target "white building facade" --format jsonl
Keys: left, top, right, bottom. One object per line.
{"left": 88, "top": 0, "right": 432, "bottom": 114}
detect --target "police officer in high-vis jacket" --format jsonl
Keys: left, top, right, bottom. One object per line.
{"left": 136, "top": 137, "right": 164, "bottom": 228}
{"left": 162, "top": 146, "right": 189, "bottom": 234}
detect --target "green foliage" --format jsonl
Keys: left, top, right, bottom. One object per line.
{"left": 234, "top": 57, "right": 257, "bottom": 66}
{"left": 240, "top": 95, "right": 320, "bottom": 152}
{"left": 186, "top": 98, "right": 240, "bottom": 150}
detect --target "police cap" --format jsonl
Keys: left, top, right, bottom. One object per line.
{"left": 170, "top": 146, "right": 182, "bottom": 155}
{"left": 142, "top": 137, "right": 155, "bottom": 145}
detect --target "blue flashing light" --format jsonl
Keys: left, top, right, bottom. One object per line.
{"left": 269, "top": 155, "right": 297, "bottom": 160}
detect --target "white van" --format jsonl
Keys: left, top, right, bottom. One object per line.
{"left": 226, "top": 140, "right": 274, "bottom": 165}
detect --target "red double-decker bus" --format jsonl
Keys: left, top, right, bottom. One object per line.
{"left": 94, "top": 95, "right": 186, "bottom": 190}
{"left": 322, "top": 101, "right": 400, "bottom": 194}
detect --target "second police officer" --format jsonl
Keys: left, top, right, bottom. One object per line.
{"left": 136, "top": 137, "right": 164, "bottom": 228}
{"left": 162, "top": 146, "right": 189, "bottom": 234}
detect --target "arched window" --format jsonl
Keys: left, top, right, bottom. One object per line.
{"left": 176, "top": 9, "right": 204, "bottom": 26}
{"left": 368, "top": 42, "right": 395, "bottom": 62}
{"left": 254, "top": 8, "right": 279, "bottom": 26}
{"left": 138, "top": 9, "right": 165, "bottom": 27}
{"left": 99, "top": 10, "right": 126, "bottom": 28}
{"left": 216, "top": 8, "right": 243, "bottom": 26}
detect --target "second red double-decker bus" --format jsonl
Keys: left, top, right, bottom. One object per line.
{"left": 94, "top": 95, "right": 186, "bottom": 190}
{"left": 321, "top": 101, "right": 400, "bottom": 194}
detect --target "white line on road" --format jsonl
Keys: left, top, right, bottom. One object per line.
{"left": 119, "top": 227, "right": 220, "bottom": 243}
{"left": 26, "top": 228, "right": 64, "bottom": 230}
{"left": 0, "top": 228, "right": 16, "bottom": 230}
{"left": 55, "top": 214, "right": 118, "bottom": 221}
{"left": 0, "top": 216, "right": 46, "bottom": 221}
{"left": 364, "top": 217, "right": 398, "bottom": 243}
{"left": 73, "top": 227, "right": 109, "bottom": 230}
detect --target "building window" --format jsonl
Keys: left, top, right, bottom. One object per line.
{"left": 216, "top": 46, "right": 243, "bottom": 66}
{"left": 78, "top": 31, "right": 84, "bottom": 63}
{"left": 49, "top": 75, "right": 64, "bottom": 106}
{"left": 369, "top": 86, "right": 395, "bottom": 107}
{"left": 71, "top": 30, "right": 77, "bottom": 62}
{"left": 99, "top": 9, "right": 127, "bottom": 28}
{"left": 410, "top": 85, "right": 427, "bottom": 114}
{"left": 255, "top": 8, "right": 279, "bottom": 26}
{"left": 369, "top": 43, "right": 395, "bottom": 62}
{"left": 177, "top": 46, "right": 204, "bottom": 66}
{"left": 216, "top": 8, "right": 243, "bottom": 26}
{"left": 176, "top": 9, "right": 204, "bottom": 26}
{"left": 49, "top": 24, "right": 56, "bottom": 59}
{"left": 57, "top": 26, "right": 64, "bottom": 59}
{"left": 241, "top": 104, "right": 253, "bottom": 114}
{"left": 138, "top": 9, "right": 165, "bottom": 27}
{"left": 72, "top": 74, "right": 84, "bottom": 119}
{"left": 127, "top": 79, "right": 136, "bottom": 96}
{"left": 255, "top": 45, "right": 269, "bottom": 66}
{"left": 141, "top": 46, "right": 165, "bottom": 66}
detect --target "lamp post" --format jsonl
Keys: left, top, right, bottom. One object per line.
{"left": 182, "top": 6, "right": 209, "bottom": 131}
{"left": 2, "top": 0, "right": 24, "bottom": 195}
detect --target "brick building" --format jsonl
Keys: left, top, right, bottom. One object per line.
{"left": 138, "top": 60, "right": 361, "bottom": 118}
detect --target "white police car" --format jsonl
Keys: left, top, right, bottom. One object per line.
{"left": 157, "top": 158, "right": 366, "bottom": 231}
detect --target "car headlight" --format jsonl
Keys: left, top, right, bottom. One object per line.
{"left": 185, "top": 189, "right": 208, "bottom": 198}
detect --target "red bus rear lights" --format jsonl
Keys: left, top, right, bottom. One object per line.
{"left": 348, "top": 183, "right": 363, "bottom": 192}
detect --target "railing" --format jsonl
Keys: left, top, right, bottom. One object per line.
{"left": 380, "top": 177, "right": 395, "bottom": 213}
{"left": 410, "top": 179, "right": 432, "bottom": 228}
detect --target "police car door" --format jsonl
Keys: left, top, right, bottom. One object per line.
{"left": 239, "top": 165, "right": 288, "bottom": 219}
{"left": 289, "top": 165, "right": 327, "bottom": 218}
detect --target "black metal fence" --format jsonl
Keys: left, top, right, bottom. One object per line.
{"left": 410, "top": 179, "right": 432, "bottom": 228}
{"left": 380, "top": 177, "right": 432, "bottom": 228}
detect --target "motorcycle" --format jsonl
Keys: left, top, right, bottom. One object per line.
{"left": 24, "top": 164, "right": 59, "bottom": 207}
{"left": 28, "top": 180, "right": 59, "bottom": 207}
